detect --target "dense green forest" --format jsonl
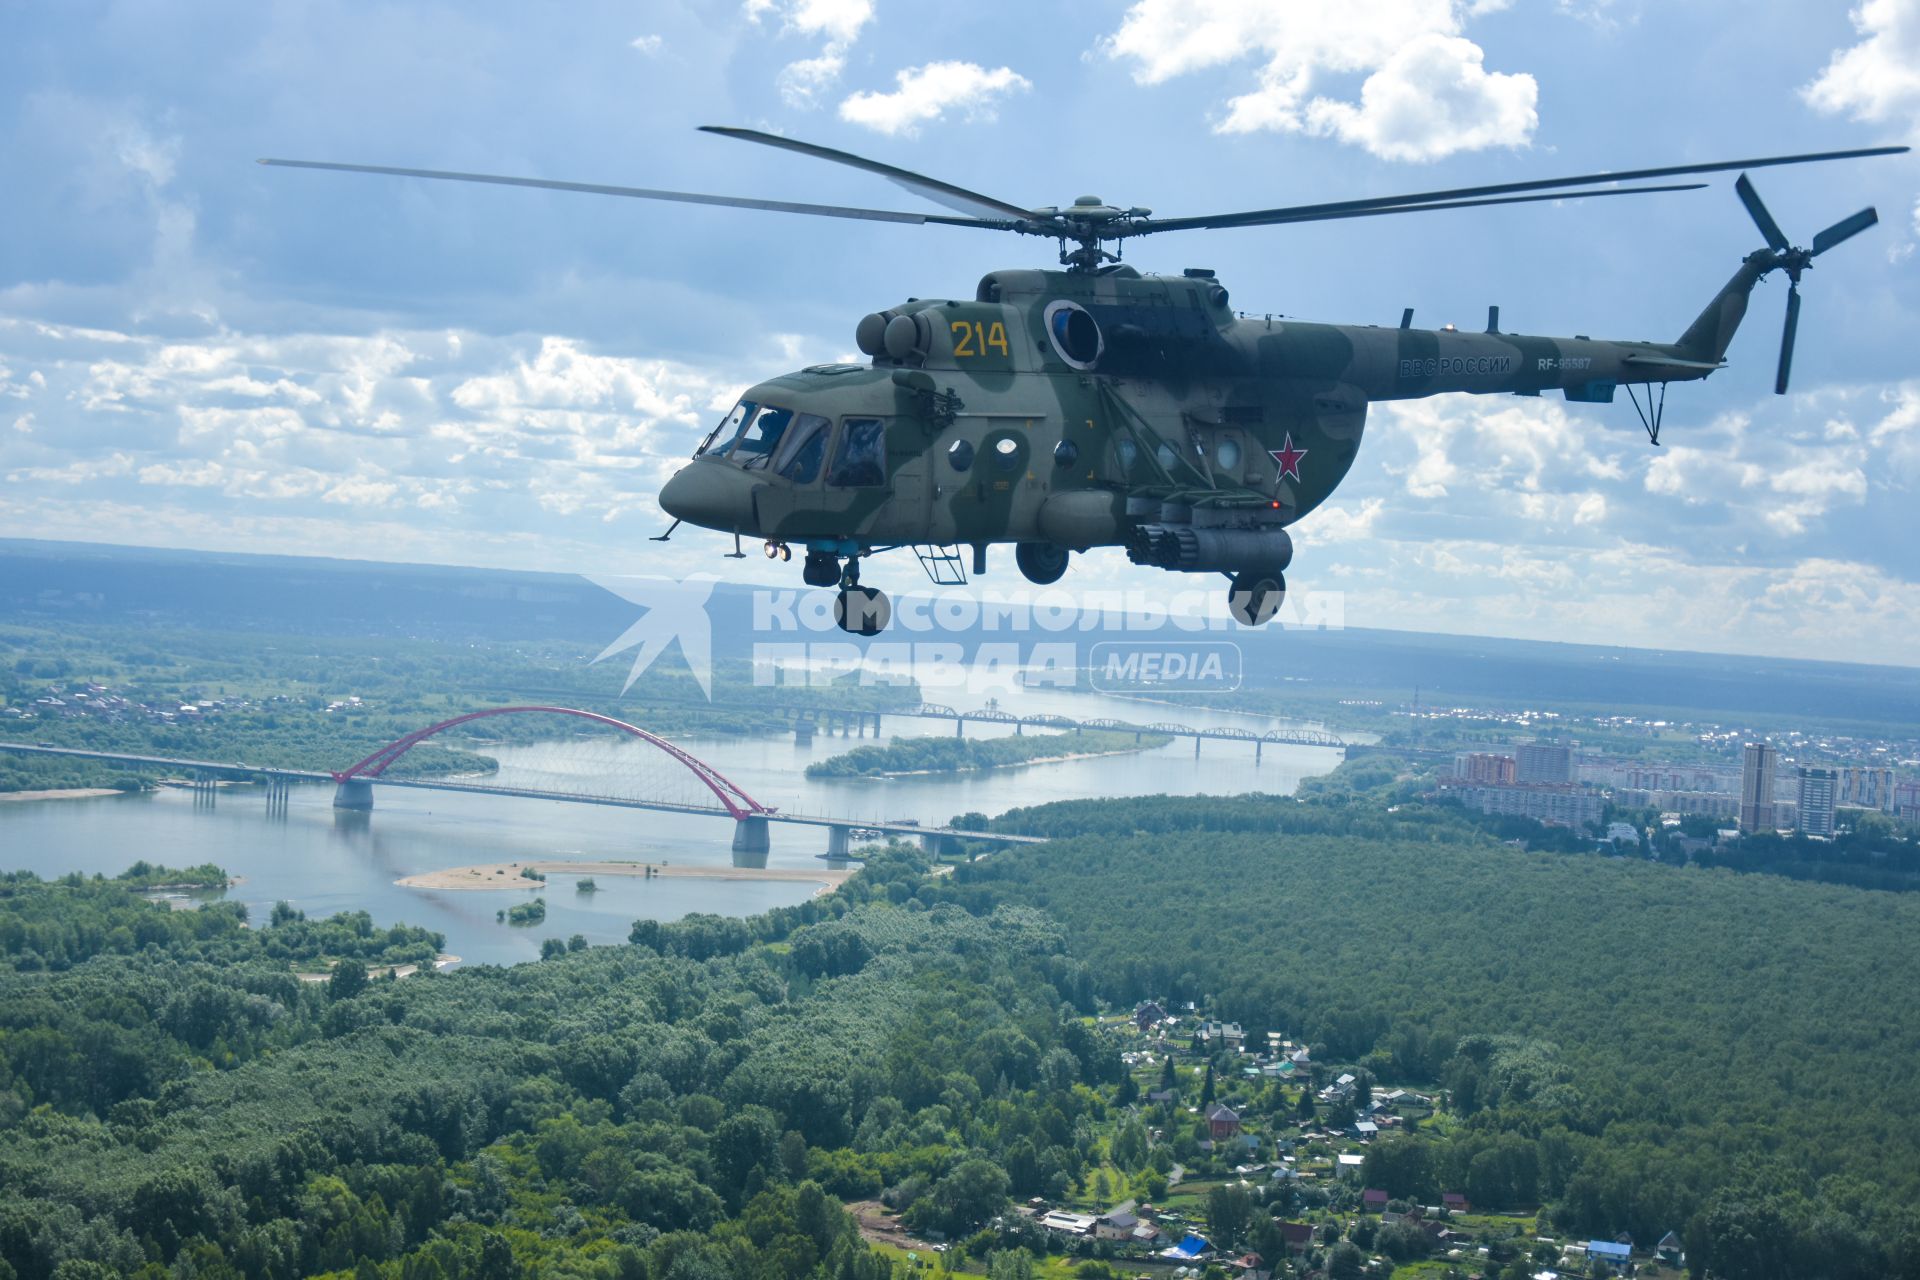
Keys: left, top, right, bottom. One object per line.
{"left": 7, "top": 766, "right": 1920, "bottom": 1277}
{"left": 805, "top": 731, "right": 1168, "bottom": 778}
{"left": 0, "top": 855, "right": 1118, "bottom": 1279}
{"left": 944, "top": 789, "right": 1920, "bottom": 1277}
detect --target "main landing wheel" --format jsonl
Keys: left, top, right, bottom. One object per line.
{"left": 1015, "top": 541, "right": 1070, "bottom": 585}
{"left": 834, "top": 585, "right": 891, "bottom": 636}
{"left": 1228, "top": 571, "right": 1285, "bottom": 627}
{"left": 802, "top": 550, "right": 841, "bottom": 587}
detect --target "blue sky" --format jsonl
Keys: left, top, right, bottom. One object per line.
{"left": 2, "top": 0, "right": 1917, "bottom": 664}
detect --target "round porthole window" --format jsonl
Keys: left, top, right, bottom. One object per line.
{"left": 992, "top": 437, "right": 1023, "bottom": 472}
{"left": 1053, "top": 439, "right": 1079, "bottom": 468}
{"left": 947, "top": 439, "right": 974, "bottom": 472}
{"left": 1042, "top": 300, "right": 1103, "bottom": 370}
{"left": 1116, "top": 439, "right": 1139, "bottom": 469}
{"left": 1156, "top": 443, "right": 1179, "bottom": 471}
{"left": 1217, "top": 438, "right": 1241, "bottom": 469}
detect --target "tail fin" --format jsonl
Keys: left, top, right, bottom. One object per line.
{"left": 1675, "top": 252, "right": 1773, "bottom": 364}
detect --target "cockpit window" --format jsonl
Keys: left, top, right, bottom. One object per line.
{"left": 728, "top": 404, "right": 794, "bottom": 469}
{"left": 775, "top": 413, "right": 831, "bottom": 484}
{"left": 827, "top": 417, "right": 887, "bottom": 487}
{"left": 697, "top": 400, "right": 754, "bottom": 457}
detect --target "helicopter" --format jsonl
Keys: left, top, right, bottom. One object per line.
{"left": 263, "top": 130, "right": 1907, "bottom": 635}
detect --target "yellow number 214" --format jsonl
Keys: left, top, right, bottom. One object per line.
{"left": 950, "top": 320, "right": 1011, "bottom": 358}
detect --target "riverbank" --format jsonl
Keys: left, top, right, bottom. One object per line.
{"left": 806, "top": 729, "right": 1170, "bottom": 780}
{"left": 863, "top": 744, "right": 1167, "bottom": 777}
{"left": 397, "top": 859, "right": 857, "bottom": 895}
{"left": 0, "top": 787, "right": 124, "bottom": 803}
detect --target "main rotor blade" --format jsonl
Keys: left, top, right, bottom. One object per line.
{"left": 255, "top": 158, "right": 1009, "bottom": 229}
{"left": 1137, "top": 182, "right": 1707, "bottom": 235}
{"left": 1735, "top": 174, "right": 1791, "bottom": 252}
{"left": 1812, "top": 206, "right": 1879, "bottom": 256}
{"left": 700, "top": 125, "right": 1034, "bottom": 221}
{"left": 1137, "top": 144, "right": 1908, "bottom": 235}
{"left": 1776, "top": 284, "right": 1801, "bottom": 396}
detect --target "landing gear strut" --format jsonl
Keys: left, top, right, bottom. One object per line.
{"left": 832, "top": 557, "right": 891, "bottom": 636}
{"left": 1228, "top": 570, "right": 1285, "bottom": 627}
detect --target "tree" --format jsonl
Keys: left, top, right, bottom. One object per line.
{"left": 1208, "top": 1184, "right": 1253, "bottom": 1250}
{"left": 916, "top": 1159, "right": 1010, "bottom": 1237}
{"left": 1329, "top": 1242, "right": 1366, "bottom": 1279}
{"left": 988, "top": 1250, "right": 1035, "bottom": 1280}
{"left": 329, "top": 958, "right": 369, "bottom": 1000}
{"left": 1200, "top": 1062, "right": 1216, "bottom": 1105}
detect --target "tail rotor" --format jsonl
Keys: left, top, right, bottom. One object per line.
{"left": 1732, "top": 174, "right": 1879, "bottom": 395}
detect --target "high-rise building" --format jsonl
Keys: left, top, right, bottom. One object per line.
{"left": 1455, "top": 753, "right": 1517, "bottom": 785}
{"left": 1739, "top": 743, "right": 1777, "bottom": 834}
{"left": 1840, "top": 766, "right": 1895, "bottom": 811}
{"left": 1797, "top": 767, "right": 1838, "bottom": 837}
{"left": 1517, "top": 742, "right": 1573, "bottom": 785}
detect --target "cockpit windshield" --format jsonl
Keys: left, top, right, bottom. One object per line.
{"left": 697, "top": 400, "right": 753, "bottom": 457}
{"left": 726, "top": 404, "right": 794, "bottom": 469}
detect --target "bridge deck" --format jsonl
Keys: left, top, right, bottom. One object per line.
{"left": 0, "top": 743, "right": 1045, "bottom": 845}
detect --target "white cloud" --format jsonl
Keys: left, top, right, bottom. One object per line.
{"left": 0, "top": 315, "right": 779, "bottom": 561}
{"left": 779, "top": 51, "right": 851, "bottom": 109}
{"left": 745, "top": 0, "right": 872, "bottom": 43}
{"left": 1300, "top": 497, "right": 1385, "bottom": 543}
{"left": 1804, "top": 0, "right": 1920, "bottom": 131}
{"left": 629, "top": 34, "right": 663, "bottom": 55}
{"left": 746, "top": 0, "right": 875, "bottom": 107}
{"left": 1299, "top": 34, "right": 1537, "bottom": 161}
{"left": 1100, "top": 0, "right": 1537, "bottom": 159}
{"left": 839, "top": 62, "right": 1032, "bottom": 137}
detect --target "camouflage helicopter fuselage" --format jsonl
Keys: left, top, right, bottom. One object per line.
{"left": 658, "top": 254, "right": 1768, "bottom": 580}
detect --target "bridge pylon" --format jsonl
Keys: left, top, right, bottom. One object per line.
{"left": 333, "top": 778, "right": 375, "bottom": 811}
{"left": 731, "top": 815, "right": 770, "bottom": 855}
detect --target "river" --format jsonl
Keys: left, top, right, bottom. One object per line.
{"left": 0, "top": 687, "right": 1346, "bottom": 966}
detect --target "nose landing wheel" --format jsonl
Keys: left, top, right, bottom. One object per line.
{"left": 764, "top": 540, "right": 792, "bottom": 561}
{"left": 1228, "top": 571, "right": 1285, "bottom": 627}
{"left": 831, "top": 559, "right": 891, "bottom": 636}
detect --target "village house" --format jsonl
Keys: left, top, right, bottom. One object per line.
{"left": 1363, "top": 1188, "right": 1391, "bottom": 1212}
{"left": 1279, "top": 1222, "right": 1315, "bottom": 1257}
{"left": 1206, "top": 1102, "right": 1242, "bottom": 1139}
{"left": 1039, "top": 1210, "right": 1097, "bottom": 1237}
{"left": 1442, "top": 1192, "right": 1470, "bottom": 1214}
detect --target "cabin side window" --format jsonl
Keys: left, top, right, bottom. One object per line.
{"left": 827, "top": 417, "right": 887, "bottom": 487}
{"left": 774, "top": 413, "right": 832, "bottom": 483}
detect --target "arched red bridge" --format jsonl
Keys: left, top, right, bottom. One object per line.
{"left": 0, "top": 708, "right": 1048, "bottom": 856}
{"left": 332, "top": 705, "right": 770, "bottom": 820}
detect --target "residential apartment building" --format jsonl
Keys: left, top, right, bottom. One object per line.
{"left": 1740, "top": 743, "right": 1777, "bottom": 834}
{"left": 1797, "top": 767, "right": 1838, "bottom": 837}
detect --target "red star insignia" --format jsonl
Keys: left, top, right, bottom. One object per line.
{"left": 1269, "top": 434, "right": 1308, "bottom": 482}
